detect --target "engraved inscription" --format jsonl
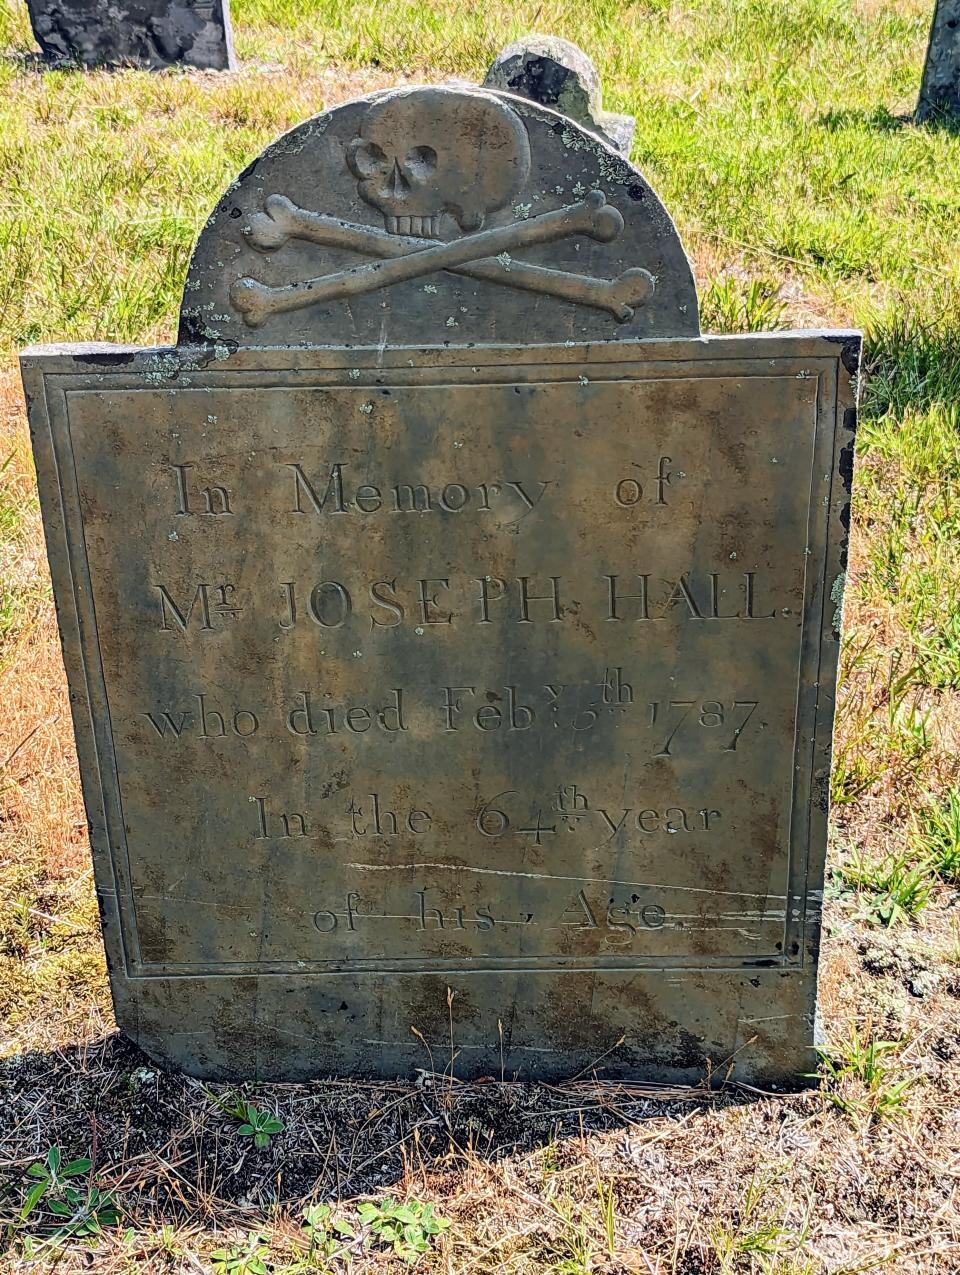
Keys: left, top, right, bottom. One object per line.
{"left": 242, "top": 784, "right": 726, "bottom": 848}
{"left": 138, "top": 683, "right": 763, "bottom": 751}
{"left": 60, "top": 362, "right": 828, "bottom": 976}
{"left": 152, "top": 573, "right": 779, "bottom": 634}
{"left": 613, "top": 455, "right": 677, "bottom": 506}
{"left": 347, "top": 794, "right": 432, "bottom": 837}
{"left": 270, "top": 572, "right": 778, "bottom": 632}
{"left": 171, "top": 462, "right": 234, "bottom": 517}
{"left": 286, "top": 461, "right": 551, "bottom": 517}
{"left": 308, "top": 886, "right": 670, "bottom": 939}
{"left": 156, "top": 582, "right": 242, "bottom": 632}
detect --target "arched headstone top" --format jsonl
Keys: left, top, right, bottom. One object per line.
{"left": 179, "top": 85, "right": 699, "bottom": 347}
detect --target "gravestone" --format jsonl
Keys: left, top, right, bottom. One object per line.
{"left": 917, "top": 0, "right": 960, "bottom": 120}
{"left": 21, "top": 85, "right": 859, "bottom": 1084}
{"left": 27, "top": 0, "right": 236, "bottom": 70}
{"left": 483, "top": 35, "right": 636, "bottom": 153}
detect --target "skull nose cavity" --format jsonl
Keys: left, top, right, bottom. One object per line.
{"left": 387, "top": 159, "right": 410, "bottom": 199}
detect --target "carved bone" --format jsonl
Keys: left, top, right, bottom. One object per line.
{"left": 242, "top": 194, "right": 654, "bottom": 323}
{"left": 230, "top": 192, "right": 632, "bottom": 327}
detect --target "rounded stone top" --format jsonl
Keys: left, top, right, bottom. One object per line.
{"left": 483, "top": 34, "right": 603, "bottom": 125}
{"left": 179, "top": 84, "right": 698, "bottom": 348}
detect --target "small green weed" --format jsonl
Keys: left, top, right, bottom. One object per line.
{"left": 595, "top": 1173, "right": 617, "bottom": 1258}
{"left": 235, "top": 1103, "right": 284, "bottom": 1149}
{"left": 210, "top": 1092, "right": 285, "bottom": 1149}
{"left": 301, "top": 1203, "right": 356, "bottom": 1265}
{"left": 211, "top": 1234, "right": 271, "bottom": 1275}
{"left": 17, "top": 1146, "right": 120, "bottom": 1238}
{"left": 831, "top": 645, "right": 933, "bottom": 805}
{"left": 911, "top": 788, "right": 960, "bottom": 883}
{"left": 916, "top": 610, "right": 960, "bottom": 690}
{"left": 861, "top": 306, "right": 960, "bottom": 423}
{"left": 45, "top": 1185, "right": 119, "bottom": 1238}
{"left": 549, "top": 1194, "right": 599, "bottom": 1274}
{"left": 357, "top": 1196, "right": 450, "bottom": 1264}
{"left": 539, "top": 1138, "right": 561, "bottom": 1179}
{"left": 153, "top": 1224, "right": 182, "bottom": 1258}
{"left": 815, "top": 1027, "right": 917, "bottom": 1123}
{"left": 19, "top": 1146, "right": 90, "bottom": 1222}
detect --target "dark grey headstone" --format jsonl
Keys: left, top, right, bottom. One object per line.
{"left": 917, "top": 0, "right": 960, "bottom": 120}
{"left": 21, "top": 86, "right": 859, "bottom": 1084}
{"left": 27, "top": 0, "right": 236, "bottom": 70}
{"left": 484, "top": 35, "right": 636, "bottom": 154}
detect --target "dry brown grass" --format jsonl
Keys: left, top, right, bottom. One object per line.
{"left": 0, "top": 372, "right": 111, "bottom": 1066}
{"left": 0, "top": 379, "right": 77, "bottom": 843}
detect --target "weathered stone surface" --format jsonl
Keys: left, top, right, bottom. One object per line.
{"left": 27, "top": 0, "right": 236, "bottom": 70}
{"left": 182, "top": 88, "right": 693, "bottom": 346}
{"left": 21, "top": 85, "right": 859, "bottom": 1084}
{"left": 917, "top": 0, "right": 960, "bottom": 120}
{"left": 484, "top": 35, "right": 636, "bottom": 154}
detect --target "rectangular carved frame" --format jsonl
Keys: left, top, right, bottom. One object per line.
{"left": 21, "top": 332, "right": 859, "bottom": 988}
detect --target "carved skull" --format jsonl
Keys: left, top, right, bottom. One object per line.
{"left": 346, "top": 88, "right": 531, "bottom": 237}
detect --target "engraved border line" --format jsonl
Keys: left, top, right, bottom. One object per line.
{"left": 45, "top": 352, "right": 842, "bottom": 981}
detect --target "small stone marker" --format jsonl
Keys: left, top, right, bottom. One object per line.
{"left": 917, "top": 0, "right": 960, "bottom": 120}
{"left": 27, "top": 0, "right": 236, "bottom": 70}
{"left": 484, "top": 35, "right": 636, "bottom": 153}
{"left": 21, "top": 85, "right": 859, "bottom": 1084}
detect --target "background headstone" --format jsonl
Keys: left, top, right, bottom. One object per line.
{"left": 21, "top": 85, "right": 858, "bottom": 1084}
{"left": 27, "top": 0, "right": 236, "bottom": 70}
{"left": 917, "top": 0, "right": 960, "bottom": 120}
{"left": 483, "top": 35, "right": 636, "bottom": 154}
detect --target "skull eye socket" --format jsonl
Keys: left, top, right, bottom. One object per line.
{"left": 404, "top": 146, "right": 437, "bottom": 180}
{"left": 346, "top": 140, "right": 388, "bottom": 179}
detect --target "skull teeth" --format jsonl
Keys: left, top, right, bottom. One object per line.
{"left": 384, "top": 214, "right": 442, "bottom": 238}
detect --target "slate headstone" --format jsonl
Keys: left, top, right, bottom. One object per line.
{"left": 27, "top": 0, "right": 236, "bottom": 70}
{"left": 21, "top": 85, "right": 859, "bottom": 1084}
{"left": 484, "top": 35, "right": 636, "bottom": 153}
{"left": 917, "top": 0, "right": 960, "bottom": 120}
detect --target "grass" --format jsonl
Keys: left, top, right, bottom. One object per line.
{"left": 912, "top": 788, "right": 960, "bottom": 882}
{"left": 710, "top": 1169, "right": 811, "bottom": 1274}
{"left": 1, "top": 0, "right": 960, "bottom": 1270}
{"left": 815, "top": 1027, "right": 919, "bottom": 1126}
{"left": 0, "top": 0, "right": 958, "bottom": 350}
{"left": 833, "top": 845, "right": 935, "bottom": 927}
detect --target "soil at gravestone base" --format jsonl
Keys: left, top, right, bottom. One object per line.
{"left": 3, "top": 1008, "right": 960, "bottom": 1273}
{"left": 0, "top": 1031, "right": 731, "bottom": 1211}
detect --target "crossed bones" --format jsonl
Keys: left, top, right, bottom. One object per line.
{"left": 230, "top": 190, "right": 655, "bottom": 327}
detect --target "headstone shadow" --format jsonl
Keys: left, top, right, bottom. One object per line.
{"left": 0, "top": 49, "right": 54, "bottom": 71}
{"left": 817, "top": 105, "right": 911, "bottom": 132}
{"left": 818, "top": 104, "right": 960, "bottom": 134}
{"left": 0, "top": 1032, "right": 765, "bottom": 1217}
